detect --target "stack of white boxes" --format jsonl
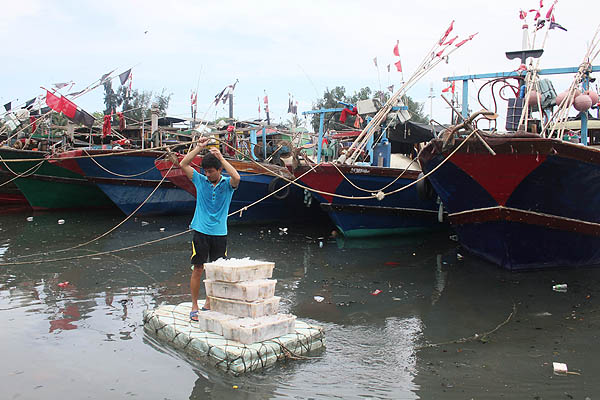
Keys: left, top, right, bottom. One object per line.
{"left": 195, "top": 258, "right": 296, "bottom": 344}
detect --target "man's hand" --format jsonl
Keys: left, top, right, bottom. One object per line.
{"left": 197, "top": 137, "right": 209, "bottom": 148}
{"left": 209, "top": 147, "right": 224, "bottom": 161}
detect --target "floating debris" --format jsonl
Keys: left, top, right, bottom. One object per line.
{"left": 141, "top": 221, "right": 149, "bottom": 226}
{"left": 313, "top": 296, "right": 324, "bottom": 303}
{"left": 552, "top": 284, "right": 568, "bottom": 292}
{"left": 26, "top": 216, "right": 33, "bottom": 222}
{"left": 57, "top": 219, "right": 65, "bottom": 225}
{"left": 57, "top": 281, "right": 69, "bottom": 288}
{"left": 371, "top": 289, "right": 382, "bottom": 296}
{"left": 553, "top": 362, "right": 568, "bottom": 375}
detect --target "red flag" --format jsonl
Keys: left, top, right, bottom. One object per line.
{"left": 442, "top": 81, "right": 455, "bottom": 93}
{"left": 439, "top": 20, "right": 455, "bottom": 45}
{"left": 45, "top": 91, "right": 63, "bottom": 112}
{"left": 519, "top": 10, "right": 527, "bottom": 19}
{"left": 545, "top": 3, "right": 554, "bottom": 18}
{"left": 435, "top": 50, "right": 444, "bottom": 58}
{"left": 393, "top": 40, "right": 399, "bottom": 56}
{"left": 394, "top": 60, "right": 402, "bottom": 72}
{"left": 61, "top": 97, "right": 77, "bottom": 119}
{"left": 539, "top": 0, "right": 543, "bottom": 7}
{"left": 263, "top": 95, "right": 268, "bottom": 104}
{"left": 443, "top": 36, "right": 458, "bottom": 46}
{"left": 455, "top": 33, "right": 478, "bottom": 48}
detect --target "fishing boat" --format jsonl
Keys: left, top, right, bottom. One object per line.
{"left": 290, "top": 108, "right": 446, "bottom": 238}
{"left": 418, "top": 21, "right": 600, "bottom": 270}
{"left": 0, "top": 146, "right": 114, "bottom": 210}
{"left": 58, "top": 148, "right": 196, "bottom": 216}
{"left": 155, "top": 153, "right": 323, "bottom": 224}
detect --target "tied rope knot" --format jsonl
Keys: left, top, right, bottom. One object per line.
{"left": 374, "top": 191, "right": 385, "bottom": 201}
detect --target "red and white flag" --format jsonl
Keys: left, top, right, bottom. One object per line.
{"left": 439, "top": 20, "right": 455, "bottom": 45}
{"left": 394, "top": 60, "right": 402, "bottom": 72}
{"left": 393, "top": 40, "right": 399, "bottom": 57}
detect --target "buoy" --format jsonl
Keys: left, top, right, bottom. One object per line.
{"left": 573, "top": 94, "right": 593, "bottom": 112}
{"left": 527, "top": 90, "right": 541, "bottom": 107}
{"left": 585, "top": 90, "right": 599, "bottom": 105}
{"left": 555, "top": 91, "right": 571, "bottom": 107}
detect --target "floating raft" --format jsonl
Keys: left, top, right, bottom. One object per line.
{"left": 143, "top": 302, "right": 325, "bottom": 375}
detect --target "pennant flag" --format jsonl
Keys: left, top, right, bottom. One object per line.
{"left": 25, "top": 98, "right": 36, "bottom": 110}
{"left": 119, "top": 69, "right": 132, "bottom": 85}
{"left": 61, "top": 97, "right": 77, "bottom": 119}
{"left": 257, "top": 97, "right": 261, "bottom": 115}
{"left": 263, "top": 95, "right": 268, "bottom": 104}
{"left": 519, "top": 10, "right": 527, "bottom": 19}
{"left": 68, "top": 89, "right": 85, "bottom": 97}
{"left": 73, "top": 109, "right": 95, "bottom": 127}
{"left": 455, "top": 33, "right": 478, "bottom": 48}
{"left": 435, "top": 50, "right": 444, "bottom": 58}
{"left": 545, "top": 2, "right": 555, "bottom": 18}
{"left": 4, "top": 102, "right": 11, "bottom": 112}
{"left": 443, "top": 35, "right": 458, "bottom": 46}
{"left": 214, "top": 87, "right": 228, "bottom": 105}
{"left": 439, "top": 20, "right": 455, "bottom": 45}
{"left": 394, "top": 60, "right": 402, "bottom": 72}
{"left": 46, "top": 91, "right": 64, "bottom": 112}
{"left": 536, "top": 19, "right": 546, "bottom": 30}
{"left": 442, "top": 81, "right": 455, "bottom": 93}
{"left": 293, "top": 100, "right": 298, "bottom": 115}
{"left": 373, "top": 57, "right": 378, "bottom": 67}
{"left": 190, "top": 92, "right": 197, "bottom": 105}
{"left": 540, "top": 0, "right": 543, "bottom": 8}
{"left": 288, "top": 95, "right": 293, "bottom": 113}
{"left": 393, "top": 40, "right": 399, "bottom": 57}
{"left": 53, "top": 82, "right": 70, "bottom": 89}
{"left": 549, "top": 21, "right": 567, "bottom": 31}
{"left": 387, "top": 85, "right": 394, "bottom": 93}
{"left": 100, "top": 69, "right": 115, "bottom": 83}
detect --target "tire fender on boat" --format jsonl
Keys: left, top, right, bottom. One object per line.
{"left": 416, "top": 173, "right": 436, "bottom": 201}
{"left": 268, "top": 177, "right": 290, "bottom": 200}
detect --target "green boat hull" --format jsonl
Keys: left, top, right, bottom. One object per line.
{"left": 0, "top": 148, "right": 114, "bottom": 210}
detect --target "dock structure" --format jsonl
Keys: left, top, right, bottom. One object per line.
{"left": 142, "top": 258, "right": 325, "bottom": 374}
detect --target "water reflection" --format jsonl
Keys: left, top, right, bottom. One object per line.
{"left": 3, "top": 210, "right": 600, "bottom": 398}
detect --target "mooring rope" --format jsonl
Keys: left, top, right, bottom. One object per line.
{"left": 0, "top": 158, "right": 45, "bottom": 187}
{"left": 11, "top": 164, "right": 174, "bottom": 260}
{"left": 82, "top": 148, "right": 161, "bottom": 178}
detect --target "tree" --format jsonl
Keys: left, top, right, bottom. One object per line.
{"left": 102, "top": 80, "right": 171, "bottom": 123}
{"left": 310, "top": 86, "right": 427, "bottom": 132}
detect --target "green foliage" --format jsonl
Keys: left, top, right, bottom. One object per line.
{"left": 310, "top": 86, "right": 427, "bottom": 132}
{"left": 102, "top": 80, "right": 172, "bottom": 123}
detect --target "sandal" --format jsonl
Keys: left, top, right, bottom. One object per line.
{"left": 190, "top": 310, "right": 199, "bottom": 322}
{"left": 201, "top": 307, "right": 210, "bottom": 311}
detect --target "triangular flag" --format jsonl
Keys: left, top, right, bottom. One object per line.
{"left": 393, "top": 40, "right": 399, "bottom": 57}
{"left": 455, "top": 33, "right": 478, "bottom": 48}
{"left": 3, "top": 102, "right": 11, "bottom": 112}
{"left": 25, "top": 98, "right": 36, "bottom": 109}
{"left": 443, "top": 36, "right": 458, "bottom": 46}
{"left": 386, "top": 64, "right": 390, "bottom": 73}
{"left": 394, "top": 60, "right": 402, "bottom": 72}
{"left": 439, "top": 20, "right": 455, "bottom": 45}
{"left": 61, "top": 97, "right": 77, "bottom": 119}
{"left": 74, "top": 109, "right": 95, "bottom": 127}
{"left": 53, "top": 82, "right": 70, "bottom": 89}
{"left": 100, "top": 69, "right": 115, "bottom": 83}
{"left": 373, "top": 57, "right": 378, "bottom": 67}
{"left": 387, "top": 85, "right": 394, "bottom": 93}
{"left": 45, "top": 91, "right": 64, "bottom": 112}
{"left": 549, "top": 21, "right": 567, "bottom": 31}
{"left": 119, "top": 69, "right": 132, "bottom": 85}
{"left": 545, "top": 3, "right": 555, "bottom": 19}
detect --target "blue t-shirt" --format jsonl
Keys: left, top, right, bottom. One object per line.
{"left": 189, "top": 169, "right": 236, "bottom": 236}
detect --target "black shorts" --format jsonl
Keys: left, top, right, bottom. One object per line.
{"left": 190, "top": 230, "right": 227, "bottom": 266}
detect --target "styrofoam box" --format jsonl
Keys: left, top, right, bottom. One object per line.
{"left": 204, "top": 258, "right": 274, "bottom": 283}
{"left": 204, "top": 279, "right": 277, "bottom": 302}
{"left": 208, "top": 296, "right": 280, "bottom": 318}
{"left": 221, "top": 314, "right": 296, "bottom": 344}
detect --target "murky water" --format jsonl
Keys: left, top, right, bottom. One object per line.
{"left": 1, "top": 210, "right": 599, "bottom": 399}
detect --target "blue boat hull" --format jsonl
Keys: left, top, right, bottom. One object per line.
{"left": 420, "top": 136, "right": 600, "bottom": 270}
{"left": 293, "top": 163, "right": 445, "bottom": 237}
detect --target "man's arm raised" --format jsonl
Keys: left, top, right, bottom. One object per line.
{"left": 209, "top": 148, "right": 240, "bottom": 188}
{"left": 180, "top": 137, "right": 209, "bottom": 180}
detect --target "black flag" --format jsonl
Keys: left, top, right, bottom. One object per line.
{"left": 74, "top": 109, "right": 95, "bottom": 127}
{"left": 3, "top": 102, "right": 11, "bottom": 112}
{"left": 119, "top": 69, "right": 132, "bottom": 85}
{"left": 25, "top": 98, "right": 36, "bottom": 109}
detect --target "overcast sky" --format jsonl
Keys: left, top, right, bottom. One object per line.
{"left": 1, "top": 0, "right": 598, "bottom": 130}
